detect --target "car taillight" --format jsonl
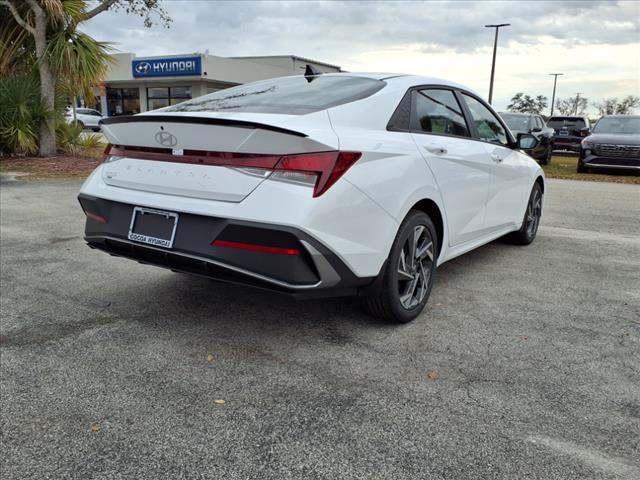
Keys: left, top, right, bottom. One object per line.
{"left": 274, "top": 151, "right": 362, "bottom": 197}
{"left": 104, "top": 145, "right": 362, "bottom": 197}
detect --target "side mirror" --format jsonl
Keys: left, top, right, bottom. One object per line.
{"left": 517, "top": 133, "right": 539, "bottom": 150}
{"left": 580, "top": 127, "right": 591, "bottom": 137}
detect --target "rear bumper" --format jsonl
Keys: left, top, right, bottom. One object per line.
{"left": 79, "top": 194, "right": 374, "bottom": 298}
{"left": 552, "top": 137, "right": 581, "bottom": 152}
{"left": 580, "top": 153, "right": 640, "bottom": 171}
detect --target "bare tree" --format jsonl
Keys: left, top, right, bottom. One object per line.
{"left": 594, "top": 96, "right": 640, "bottom": 116}
{"left": 554, "top": 97, "right": 588, "bottom": 116}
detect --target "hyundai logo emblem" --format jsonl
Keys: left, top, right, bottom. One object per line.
{"left": 135, "top": 62, "right": 152, "bottom": 74}
{"left": 155, "top": 131, "right": 178, "bottom": 147}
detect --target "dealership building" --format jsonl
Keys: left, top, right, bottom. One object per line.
{"left": 96, "top": 53, "right": 342, "bottom": 116}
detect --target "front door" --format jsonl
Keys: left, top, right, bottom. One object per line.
{"left": 460, "top": 93, "right": 530, "bottom": 231}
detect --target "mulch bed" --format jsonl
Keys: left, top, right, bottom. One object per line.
{"left": 0, "top": 152, "right": 103, "bottom": 180}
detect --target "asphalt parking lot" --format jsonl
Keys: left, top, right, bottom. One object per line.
{"left": 1, "top": 178, "right": 639, "bottom": 479}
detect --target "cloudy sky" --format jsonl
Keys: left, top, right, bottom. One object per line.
{"left": 84, "top": 0, "right": 639, "bottom": 114}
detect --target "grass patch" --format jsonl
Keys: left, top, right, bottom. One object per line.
{"left": 543, "top": 155, "right": 640, "bottom": 184}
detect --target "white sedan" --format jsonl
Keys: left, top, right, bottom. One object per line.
{"left": 64, "top": 107, "right": 105, "bottom": 131}
{"left": 79, "top": 72, "right": 543, "bottom": 323}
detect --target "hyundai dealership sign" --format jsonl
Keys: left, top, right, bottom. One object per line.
{"left": 132, "top": 56, "right": 202, "bottom": 78}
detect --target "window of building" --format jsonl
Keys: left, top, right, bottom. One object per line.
{"left": 461, "top": 94, "right": 509, "bottom": 146}
{"left": 412, "top": 89, "right": 469, "bottom": 137}
{"left": 147, "top": 86, "right": 192, "bottom": 111}
{"left": 107, "top": 88, "right": 140, "bottom": 116}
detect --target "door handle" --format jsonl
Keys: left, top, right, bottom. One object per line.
{"left": 424, "top": 146, "right": 448, "bottom": 155}
{"left": 491, "top": 153, "right": 503, "bottom": 163}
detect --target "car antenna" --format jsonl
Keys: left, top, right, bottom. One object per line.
{"left": 304, "top": 64, "right": 322, "bottom": 83}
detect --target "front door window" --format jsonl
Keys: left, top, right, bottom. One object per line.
{"left": 461, "top": 94, "right": 509, "bottom": 146}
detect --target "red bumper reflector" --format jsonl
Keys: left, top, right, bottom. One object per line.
{"left": 85, "top": 211, "right": 107, "bottom": 224}
{"left": 212, "top": 239, "right": 300, "bottom": 256}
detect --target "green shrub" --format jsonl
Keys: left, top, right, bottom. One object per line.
{"left": 56, "top": 120, "right": 83, "bottom": 154}
{"left": 0, "top": 74, "right": 49, "bottom": 155}
{"left": 56, "top": 121, "right": 104, "bottom": 156}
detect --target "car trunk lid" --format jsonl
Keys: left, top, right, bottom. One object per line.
{"left": 99, "top": 112, "right": 338, "bottom": 202}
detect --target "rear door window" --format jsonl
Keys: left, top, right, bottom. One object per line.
{"left": 412, "top": 89, "right": 469, "bottom": 137}
{"left": 163, "top": 75, "right": 386, "bottom": 115}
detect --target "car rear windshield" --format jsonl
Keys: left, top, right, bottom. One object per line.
{"left": 548, "top": 117, "right": 586, "bottom": 130}
{"left": 163, "top": 75, "right": 386, "bottom": 115}
{"left": 500, "top": 113, "right": 529, "bottom": 132}
{"left": 593, "top": 117, "right": 640, "bottom": 134}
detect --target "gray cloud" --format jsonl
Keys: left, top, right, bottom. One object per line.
{"left": 85, "top": 0, "right": 639, "bottom": 59}
{"left": 83, "top": 0, "right": 639, "bottom": 111}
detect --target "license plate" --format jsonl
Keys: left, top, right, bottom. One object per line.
{"left": 559, "top": 130, "right": 569, "bottom": 136}
{"left": 128, "top": 207, "right": 178, "bottom": 248}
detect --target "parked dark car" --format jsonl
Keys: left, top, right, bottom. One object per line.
{"left": 548, "top": 116, "right": 591, "bottom": 153}
{"left": 500, "top": 112, "right": 554, "bottom": 164}
{"left": 578, "top": 115, "right": 640, "bottom": 173}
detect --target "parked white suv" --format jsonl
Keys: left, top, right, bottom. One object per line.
{"left": 79, "top": 73, "right": 544, "bottom": 323}
{"left": 64, "top": 108, "right": 104, "bottom": 131}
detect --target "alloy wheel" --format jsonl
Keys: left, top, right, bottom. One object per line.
{"left": 526, "top": 189, "right": 542, "bottom": 237}
{"left": 397, "top": 225, "right": 434, "bottom": 309}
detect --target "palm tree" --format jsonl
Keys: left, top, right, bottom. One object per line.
{"left": 1, "top": 0, "right": 170, "bottom": 157}
{"left": 1, "top": 1, "right": 113, "bottom": 156}
{"left": 0, "top": 9, "right": 35, "bottom": 76}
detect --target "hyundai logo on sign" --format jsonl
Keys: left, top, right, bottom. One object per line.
{"left": 134, "top": 62, "right": 152, "bottom": 75}
{"left": 132, "top": 56, "right": 202, "bottom": 78}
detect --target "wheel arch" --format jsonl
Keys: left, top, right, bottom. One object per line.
{"left": 535, "top": 175, "right": 544, "bottom": 194}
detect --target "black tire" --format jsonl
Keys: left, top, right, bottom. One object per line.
{"left": 507, "top": 183, "right": 542, "bottom": 245}
{"left": 539, "top": 146, "right": 552, "bottom": 166}
{"left": 364, "top": 210, "right": 438, "bottom": 323}
{"left": 577, "top": 161, "right": 588, "bottom": 173}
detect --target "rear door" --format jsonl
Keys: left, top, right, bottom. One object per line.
{"left": 459, "top": 93, "right": 530, "bottom": 230}
{"left": 409, "top": 88, "right": 492, "bottom": 246}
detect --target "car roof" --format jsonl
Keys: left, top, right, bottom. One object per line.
{"left": 317, "top": 72, "right": 483, "bottom": 98}
{"left": 600, "top": 115, "right": 640, "bottom": 119}
{"left": 548, "top": 115, "right": 587, "bottom": 119}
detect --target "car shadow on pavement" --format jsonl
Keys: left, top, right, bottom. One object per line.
{"left": 112, "top": 236, "right": 515, "bottom": 342}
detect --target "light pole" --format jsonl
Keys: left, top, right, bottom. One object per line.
{"left": 485, "top": 23, "right": 510, "bottom": 105}
{"left": 549, "top": 73, "right": 563, "bottom": 116}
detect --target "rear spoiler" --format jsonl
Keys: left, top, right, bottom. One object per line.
{"left": 100, "top": 115, "right": 308, "bottom": 138}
